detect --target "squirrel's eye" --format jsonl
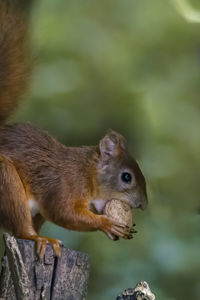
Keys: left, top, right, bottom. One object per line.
{"left": 121, "top": 172, "right": 132, "bottom": 184}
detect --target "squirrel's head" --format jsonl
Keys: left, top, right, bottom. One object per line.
{"left": 97, "top": 130, "right": 147, "bottom": 210}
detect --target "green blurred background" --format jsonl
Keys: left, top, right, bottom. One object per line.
{"left": 1, "top": 0, "right": 200, "bottom": 299}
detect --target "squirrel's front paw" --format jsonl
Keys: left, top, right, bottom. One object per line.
{"left": 99, "top": 216, "right": 133, "bottom": 240}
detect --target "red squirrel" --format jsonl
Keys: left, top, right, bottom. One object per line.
{"left": 0, "top": 0, "right": 147, "bottom": 259}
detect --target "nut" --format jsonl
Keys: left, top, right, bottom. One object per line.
{"left": 103, "top": 199, "right": 133, "bottom": 229}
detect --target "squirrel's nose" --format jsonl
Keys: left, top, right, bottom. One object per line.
{"left": 131, "top": 188, "right": 148, "bottom": 210}
{"left": 136, "top": 203, "right": 143, "bottom": 210}
{"left": 136, "top": 196, "right": 148, "bottom": 210}
{"left": 140, "top": 201, "right": 147, "bottom": 210}
{"left": 135, "top": 202, "right": 146, "bottom": 210}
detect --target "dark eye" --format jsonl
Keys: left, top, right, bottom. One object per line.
{"left": 121, "top": 172, "right": 132, "bottom": 183}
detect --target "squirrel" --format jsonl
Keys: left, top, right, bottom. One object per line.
{"left": 0, "top": 0, "right": 147, "bottom": 259}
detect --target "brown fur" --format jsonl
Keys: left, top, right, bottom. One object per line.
{"left": 0, "top": 1, "right": 147, "bottom": 258}
{"left": 0, "top": 0, "right": 31, "bottom": 124}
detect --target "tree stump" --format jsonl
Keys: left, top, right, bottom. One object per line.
{"left": 0, "top": 233, "right": 90, "bottom": 300}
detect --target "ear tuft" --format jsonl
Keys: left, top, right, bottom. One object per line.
{"left": 99, "top": 129, "right": 127, "bottom": 162}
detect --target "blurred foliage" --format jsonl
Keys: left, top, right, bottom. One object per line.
{"left": 1, "top": 0, "right": 200, "bottom": 299}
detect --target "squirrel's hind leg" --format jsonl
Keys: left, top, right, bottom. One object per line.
{"left": 0, "top": 155, "right": 36, "bottom": 237}
{"left": 0, "top": 155, "right": 61, "bottom": 259}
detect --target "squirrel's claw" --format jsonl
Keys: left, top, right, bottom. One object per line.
{"left": 106, "top": 232, "right": 119, "bottom": 241}
{"left": 24, "top": 235, "right": 62, "bottom": 259}
{"left": 100, "top": 216, "right": 132, "bottom": 240}
{"left": 129, "top": 223, "right": 137, "bottom": 234}
{"left": 37, "top": 236, "right": 61, "bottom": 259}
{"left": 36, "top": 237, "right": 47, "bottom": 259}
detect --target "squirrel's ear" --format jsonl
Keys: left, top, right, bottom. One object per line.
{"left": 99, "top": 130, "right": 127, "bottom": 162}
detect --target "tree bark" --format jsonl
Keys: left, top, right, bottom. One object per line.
{"left": 0, "top": 233, "right": 90, "bottom": 300}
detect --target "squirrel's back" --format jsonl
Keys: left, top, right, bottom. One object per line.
{"left": 0, "top": 0, "right": 32, "bottom": 125}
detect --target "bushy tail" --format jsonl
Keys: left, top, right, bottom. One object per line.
{"left": 0, "top": 0, "right": 32, "bottom": 125}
